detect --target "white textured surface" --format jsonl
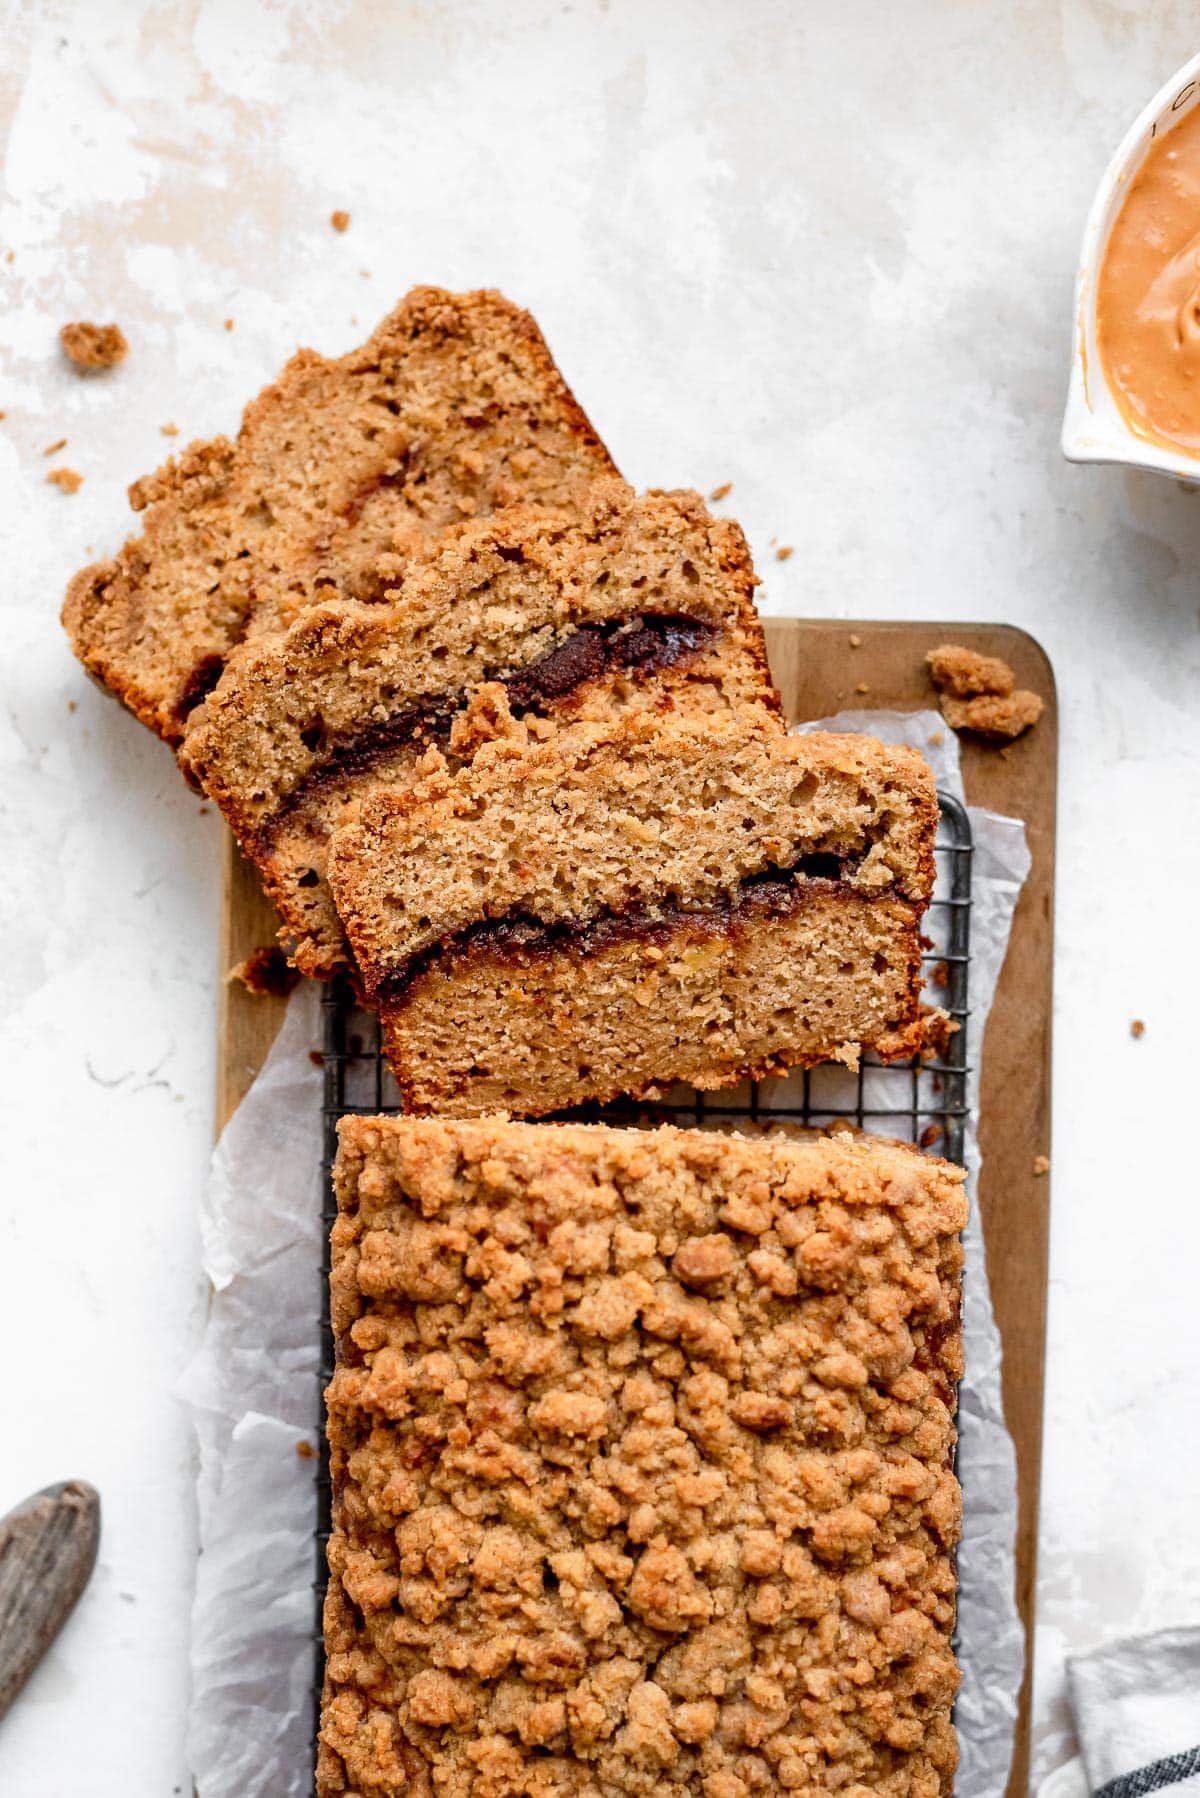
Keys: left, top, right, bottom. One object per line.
{"left": 1, "top": 3, "right": 1198, "bottom": 1793}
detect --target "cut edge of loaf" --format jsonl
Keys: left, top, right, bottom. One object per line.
{"left": 329, "top": 713, "right": 938, "bottom": 995}
{"left": 179, "top": 483, "right": 780, "bottom": 980}
{"left": 379, "top": 881, "right": 928, "bottom": 1117}
{"left": 255, "top": 653, "right": 780, "bottom": 983}
{"left": 179, "top": 481, "right": 776, "bottom": 837}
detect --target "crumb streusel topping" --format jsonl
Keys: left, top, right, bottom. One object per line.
{"left": 320, "top": 1117, "right": 964, "bottom": 1798}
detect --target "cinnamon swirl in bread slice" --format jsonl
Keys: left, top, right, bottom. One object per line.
{"left": 179, "top": 484, "right": 779, "bottom": 978}
{"left": 327, "top": 709, "right": 937, "bottom": 1116}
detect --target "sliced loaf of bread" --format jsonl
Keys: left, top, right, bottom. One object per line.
{"left": 63, "top": 287, "right": 616, "bottom": 744}
{"left": 180, "top": 483, "right": 780, "bottom": 977}
{"left": 326, "top": 708, "right": 937, "bottom": 1114}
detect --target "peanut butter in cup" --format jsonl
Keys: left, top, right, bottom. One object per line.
{"left": 1098, "top": 103, "right": 1200, "bottom": 456}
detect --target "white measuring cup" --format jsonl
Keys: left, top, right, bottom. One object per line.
{"left": 1062, "top": 49, "right": 1200, "bottom": 482}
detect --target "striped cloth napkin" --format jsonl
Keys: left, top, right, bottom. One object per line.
{"left": 1040, "top": 1627, "right": 1200, "bottom": 1797}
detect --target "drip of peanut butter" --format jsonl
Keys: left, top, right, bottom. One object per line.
{"left": 1098, "top": 101, "right": 1200, "bottom": 456}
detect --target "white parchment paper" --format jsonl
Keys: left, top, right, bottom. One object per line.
{"left": 181, "top": 709, "right": 1029, "bottom": 1797}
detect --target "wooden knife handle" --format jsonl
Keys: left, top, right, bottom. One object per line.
{"left": 0, "top": 1480, "right": 101, "bottom": 1720}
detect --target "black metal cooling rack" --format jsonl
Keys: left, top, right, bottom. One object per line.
{"left": 310, "top": 789, "right": 973, "bottom": 1778}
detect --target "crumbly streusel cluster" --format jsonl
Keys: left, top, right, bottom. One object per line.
{"left": 318, "top": 1118, "right": 964, "bottom": 1798}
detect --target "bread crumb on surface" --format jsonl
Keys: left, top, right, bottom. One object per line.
{"left": 926, "top": 643, "right": 1014, "bottom": 699}
{"left": 47, "top": 466, "right": 82, "bottom": 494}
{"left": 1130, "top": 1019, "right": 1146, "bottom": 1039}
{"left": 223, "top": 317, "right": 234, "bottom": 331}
{"left": 295, "top": 1439, "right": 316, "bottom": 1460}
{"left": 709, "top": 481, "right": 732, "bottom": 500}
{"left": 229, "top": 944, "right": 300, "bottom": 998}
{"left": 920, "top": 1120, "right": 943, "bottom": 1149}
{"left": 926, "top": 642, "right": 1044, "bottom": 741}
{"left": 939, "top": 689, "right": 1043, "bottom": 741}
{"left": 160, "top": 422, "right": 178, "bottom": 436}
{"left": 60, "top": 320, "right": 128, "bottom": 372}
{"left": 330, "top": 209, "right": 350, "bottom": 232}
{"left": 928, "top": 730, "right": 944, "bottom": 747}
{"left": 42, "top": 437, "right": 67, "bottom": 456}
{"left": 917, "top": 1005, "right": 958, "bottom": 1062}
{"left": 775, "top": 544, "right": 793, "bottom": 561}
{"left": 1032, "top": 1154, "right": 1050, "bottom": 1177}
{"left": 855, "top": 680, "right": 870, "bottom": 694}
{"left": 849, "top": 632, "right": 862, "bottom": 648}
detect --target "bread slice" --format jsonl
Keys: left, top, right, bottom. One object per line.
{"left": 329, "top": 712, "right": 936, "bottom": 990}
{"left": 62, "top": 287, "right": 616, "bottom": 744}
{"left": 319, "top": 1114, "right": 964, "bottom": 1798}
{"left": 383, "top": 882, "right": 929, "bottom": 1116}
{"left": 327, "top": 711, "right": 937, "bottom": 1114}
{"left": 180, "top": 484, "right": 779, "bottom": 978}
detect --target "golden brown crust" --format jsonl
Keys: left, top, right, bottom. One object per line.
{"left": 320, "top": 1117, "right": 963, "bottom": 1797}
{"left": 61, "top": 287, "right": 617, "bottom": 744}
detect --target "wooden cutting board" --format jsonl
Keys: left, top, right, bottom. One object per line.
{"left": 217, "top": 619, "right": 1056, "bottom": 1798}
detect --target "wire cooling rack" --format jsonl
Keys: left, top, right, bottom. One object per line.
{"left": 311, "top": 789, "right": 973, "bottom": 1777}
